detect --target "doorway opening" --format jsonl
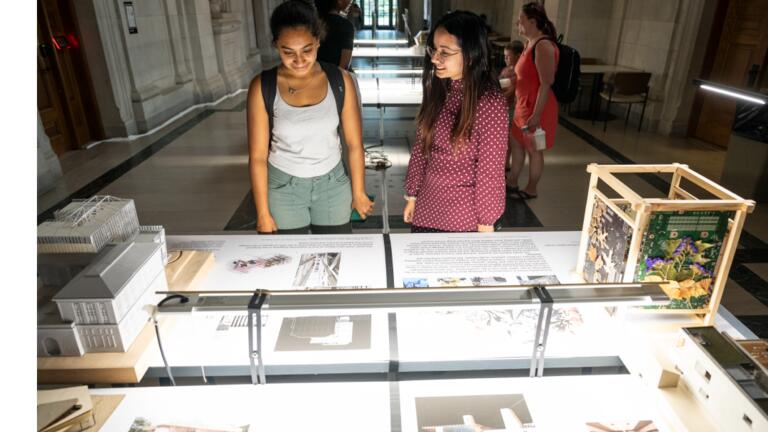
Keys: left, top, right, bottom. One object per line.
{"left": 361, "top": 0, "right": 400, "bottom": 30}
{"left": 37, "top": 0, "right": 102, "bottom": 156}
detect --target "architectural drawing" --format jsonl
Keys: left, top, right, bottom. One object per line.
{"left": 232, "top": 254, "right": 292, "bottom": 273}
{"left": 275, "top": 315, "right": 372, "bottom": 351}
{"left": 416, "top": 394, "right": 534, "bottom": 431}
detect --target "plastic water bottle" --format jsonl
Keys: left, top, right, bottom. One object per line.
{"left": 532, "top": 127, "right": 547, "bottom": 151}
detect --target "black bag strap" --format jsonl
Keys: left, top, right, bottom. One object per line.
{"left": 260, "top": 62, "right": 346, "bottom": 144}
{"left": 318, "top": 61, "right": 346, "bottom": 117}
{"left": 260, "top": 65, "right": 279, "bottom": 144}
{"left": 530, "top": 36, "right": 556, "bottom": 63}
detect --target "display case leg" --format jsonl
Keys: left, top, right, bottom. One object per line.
{"left": 530, "top": 286, "right": 554, "bottom": 378}
{"left": 381, "top": 169, "right": 390, "bottom": 234}
{"left": 248, "top": 291, "right": 268, "bottom": 384}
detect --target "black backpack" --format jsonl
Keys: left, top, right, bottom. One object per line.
{"left": 260, "top": 61, "right": 345, "bottom": 142}
{"left": 532, "top": 36, "right": 581, "bottom": 104}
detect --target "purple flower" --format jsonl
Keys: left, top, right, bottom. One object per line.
{"left": 673, "top": 237, "right": 698, "bottom": 256}
{"left": 645, "top": 257, "right": 666, "bottom": 271}
{"left": 692, "top": 263, "right": 711, "bottom": 276}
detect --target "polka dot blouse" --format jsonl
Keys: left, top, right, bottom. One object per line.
{"left": 405, "top": 79, "right": 509, "bottom": 232}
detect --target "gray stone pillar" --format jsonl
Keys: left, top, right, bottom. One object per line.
{"left": 184, "top": 0, "right": 228, "bottom": 102}
{"left": 73, "top": 0, "right": 138, "bottom": 136}
{"left": 38, "top": 113, "right": 63, "bottom": 196}
{"left": 164, "top": 0, "right": 195, "bottom": 85}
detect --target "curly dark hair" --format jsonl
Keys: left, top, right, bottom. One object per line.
{"left": 269, "top": 0, "right": 325, "bottom": 43}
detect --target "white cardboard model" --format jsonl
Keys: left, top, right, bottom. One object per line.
{"left": 37, "top": 196, "right": 140, "bottom": 253}
{"left": 37, "top": 312, "right": 85, "bottom": 357}
{"left": 136, "top": 225, "right": 168, "bottom": 265}
{"left": 75, "top": 273, "right": 165, "bottom": 352}
{"left": 53, "top": 241, "right": 164, "bottom": 325}
{"left": 38, "top": 224, "right": 168, "bottom": 288}
{"left": 41, "top": 241, "right": 167, "bottom": 356}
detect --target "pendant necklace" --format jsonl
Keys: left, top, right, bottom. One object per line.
{"left": 287, "top": 69, "right": 317, "bottom": 95}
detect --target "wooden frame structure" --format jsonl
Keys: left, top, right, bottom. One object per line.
{"left": 575, "top": 163, "right": 755, "bottom": 324}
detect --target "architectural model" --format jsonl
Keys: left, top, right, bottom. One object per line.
{"left": 39, "top": 241, "right": 166, "bottom": 356}
{"left": 38, "top": 196, "right": 140, "bottom": 253}
{"left": 136, "top": 225, "right": 168, "bottom": 265}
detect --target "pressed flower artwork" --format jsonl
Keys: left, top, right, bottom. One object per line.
{"left": 583, "top": 198, "right": 633, "bottom": 283}
{"left": 636, "top": 211, "right": 732, "bottom": 310}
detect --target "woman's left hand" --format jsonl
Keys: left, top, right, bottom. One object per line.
{"left": 352, "top": 193, "right": 374, "bottom": 220}
{"left": 477, "top": 224, "right": 494, "bottom": 233}
{"left": 525, "top": 114, "right": 541, "bottom": 131}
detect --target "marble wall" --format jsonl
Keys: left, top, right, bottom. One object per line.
{"left": 74, "top": 0, "right": 263, "bottom": 136}
{"left": 448, "top": 0, "right": 516, "bottom": 37}
{"left": 564, "top": 0, "right": 614, "bottom": 62}
{"left": 562, "top": 0, "right": 709, "bottom": 133}
{"left": 607, "top": 0, "right": 717, "bottom": 133}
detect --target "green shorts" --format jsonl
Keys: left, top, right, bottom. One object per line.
{"left": 268, "top": 161, "right": 353, "bottom": 229}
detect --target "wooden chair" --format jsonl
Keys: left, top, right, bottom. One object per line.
{"left": 598, "top": 72, "right": 651, "bottom": 132}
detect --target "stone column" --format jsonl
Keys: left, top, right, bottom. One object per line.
{"left": 252, "top": 0, "right": 271, "bottom": 51}
{"left": 230, "top": 0, "right": 262, "bottom": 74}
{"left": 38, "top": 113, "right": 63, "bottom": 196}
{"left": 184, "top": 0, "right": 227, "bottom": 102}
{"left": 657, "top": 0, "right": 717, "bottom": 135}
{"left": 72, "top": 0, "right": 138, "bottom": 136}
{"left": 163, "top": 0, "right": 195, "bottom": 85}
{"left": 242, "top": 0, "right": 260, "bottom": 57}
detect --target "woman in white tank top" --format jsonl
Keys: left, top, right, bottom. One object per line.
{"left": 247, "top": 1, "right": 373, "bottom": 233}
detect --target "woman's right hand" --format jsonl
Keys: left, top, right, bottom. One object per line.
{"left": 257, "top": 214, "right": 278, "bottom": 233}
{"left": 403, "top": 200, "right": 416, "bottom": 224}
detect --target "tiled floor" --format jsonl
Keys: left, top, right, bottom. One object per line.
{"left": 37, "top": 33, "right": 768, "bottom": 336}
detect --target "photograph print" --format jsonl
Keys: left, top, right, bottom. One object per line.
{"left": 292, "top": 252, "right": 341, "bottom": 289}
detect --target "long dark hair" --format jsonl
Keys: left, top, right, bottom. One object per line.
{"left": 270, "top": 0, "right": 324, "bottom": 43}
{"left": 522, "top": 2, "right": 557, "bottom": 39}
{"left": 417, "top": 11, "right": 496, "bottom": 156}
{"left": 314, "top": 0, "right": 337, "bottom": 18}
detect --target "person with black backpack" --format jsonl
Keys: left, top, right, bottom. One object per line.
{"left": 247, "top": 0, "right": 373, "bottom": 234}
{"left": 507, "top": 2, "right": 560, "bottom": 200}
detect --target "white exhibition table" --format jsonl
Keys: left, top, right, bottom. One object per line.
{"left": 353, "top": 46, "right": 425, "bottom": 59}
{"left": 358, "top": 77, "right": 422, "bottom": 144}
{"left": 359, "top": 77, "right": 422, "bottom": 106}
{"left": 354, "top": 38, "right": 409, "bottom": 46}
{"left": 86, "top": 231, "right": 755, "bottom": 431}
{"left": 147, "top": 232, "right": 752, "bottom": 376}
{"left": 353, "top": 46, "right": 425, "bottom": 70}
{"left": 90, "top": 374, "right": 714, "bottom": 431}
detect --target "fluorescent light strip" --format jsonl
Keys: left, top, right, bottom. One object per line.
{"left": 700, "top": 84, "right": 766, "bottom": 105}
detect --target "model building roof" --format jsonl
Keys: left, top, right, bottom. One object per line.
{"left": 37, "top": 196, "right": 139, "bottom": 253}
{"left": 53, "top": 241, "right": 160, "bottom": 301}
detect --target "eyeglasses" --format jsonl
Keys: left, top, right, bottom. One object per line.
{"left": 426, "top": 46, "right": 461, "bottom": 62}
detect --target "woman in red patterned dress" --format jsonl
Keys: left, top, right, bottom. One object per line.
{"left": 402, "top": 11, "right": 508, "bottom": 233}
